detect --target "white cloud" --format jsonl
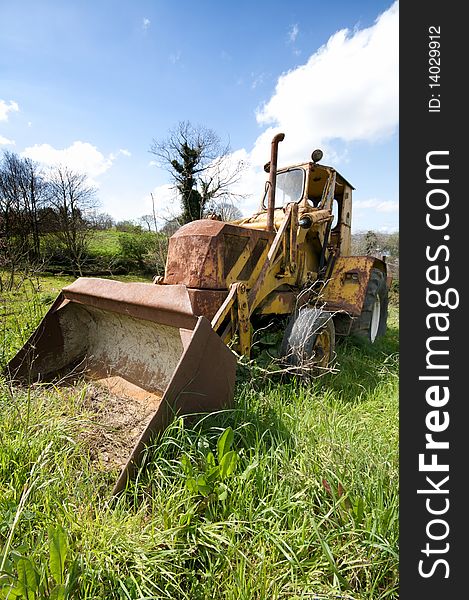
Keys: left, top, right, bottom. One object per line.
{"left": 0, "top": 99, "right": 19, "bottom": 121}
{"left": 288, "top": 24, "right": 299, "bottom": 44}
{"left": 352, "top": 222, "right": 398, "bottom": 234}
{"left": 142, "top": 17, "right": 150, "bottom": 31}
{"left": 254, "top": 2, "right": 398, "bottom": 164}
{"left": 143, "top": 184, "right": 178, "bottom": 225}
{"left": 108, "top": 148, "right": 132, "bottom": 161}
{"left": 353, "top": 198, "right": 399, "bottom": 213}
{"left": 251, "top": 72, "right": 265, "bottom": 90}
{"left": 232, "top": 2, "right": 398, "bottom": 216}
{"left": 21, "top": 141, "right": 128, "bottom": 184}
{"left": 377, "top": 225, "right": 399, "bottom": 233}
{"left": 169, "top": 51, "right": 181, "bottom": 64}
{"left": 351, "top": 198, "right": 398, "bottom": 232}
{"left": 0, "top": 135, "right": 15, "bottom": 146}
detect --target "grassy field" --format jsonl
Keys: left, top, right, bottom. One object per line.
{"left": 87, "top": 230, "right": 122, "bottom": 257}
{"left": 0, "top": 275, "right": 398, "bottom": 599}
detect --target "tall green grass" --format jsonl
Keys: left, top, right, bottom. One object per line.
{"left": 0, "top": 275, "right": 76, "bottom": 368}
{"left": 1, "top": 280, "right": 398, "bottom": 599}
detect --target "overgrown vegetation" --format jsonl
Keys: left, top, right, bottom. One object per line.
{"left": 1, "top": 275, "right": 398, "bottom": 599}
{"left": 352, "top": 231, "right": 399, "bottom": 280}
{"left": 0, "top": 151, "right": 171, "bottom": 284}
{"left": 351, "top": 231, "right": 398, "bottom": 259}
{"left": 0, "top": 153, "right": 100, "bottom": 281}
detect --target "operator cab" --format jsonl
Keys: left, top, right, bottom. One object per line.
{"left": 261, "top": 168, "right": 305, "bottom": 208}
{"left": 261, "top": 161, "right": 340, "bottom": 211}
{"left": 235, "top": 150, "right": 354, "bottom": 257}
{"left": 259, "top": 153, "right": 354, "bottom": 257}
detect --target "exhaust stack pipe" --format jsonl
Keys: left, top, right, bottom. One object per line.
{"left": 267, "top": 132, "right": 285, "bottom": 232}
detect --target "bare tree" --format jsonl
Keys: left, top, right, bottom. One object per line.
{"left": 0, "top": 152, "right": 46, "bottom": 257}
{"left": 89, "top": 211, "right": 115, "bottom": 230}
{"left": 47, "top": 166, "right": 98, "bottom": 275}
{"left": 0, "top": 152, "right": 47, "bottom": 289}
{"left": 384, "top": 231, "right": 399, "bottom": 258}
{"left": 139, "top": 214, "right": 155, "bottom": 232}
{"left": 352, "top": 230, "right": 399, "bottom": 258}
{"left": 149, "top": 121, "right": 245, "bottom": 224}
{"left": 160, "top": 217, "right": 181, "bottom": 236}
{"left": 205, "top": 201, "right": 243, "bottom": 222}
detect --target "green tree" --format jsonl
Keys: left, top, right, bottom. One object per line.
{"left": 383, "top": 231, "right": 399, "bottom": 257}
{"left": 364, "top": 230, "right": 379, "bottom": 256}
{"left": 150, "top": 121, "right": 244, "bottom": 224}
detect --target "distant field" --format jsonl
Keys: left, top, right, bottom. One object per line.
{"left": 1, "top": 276, "right": 398, "bottom": 599}
{"left": 87, "top": 230, "right": 122, "bottom": 257}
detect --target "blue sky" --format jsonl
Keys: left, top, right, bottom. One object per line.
{"left": 1, "top": 0, "right": 398, "bottom": 232}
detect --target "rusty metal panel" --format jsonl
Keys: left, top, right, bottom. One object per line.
{"left": 321, "top": 256, "right": 377, "bottom": 316}
{"left": 165, "top": 219, "right": 274, "bottom": 290}
{"left": 187, "top": 288, "right": 228, "bottom": 321}
{"left": 63, "top": 278, "right": 197, "bottom": 329}
{"left": 165, "top": 234, "right": 221, "bottom": 289}
{"left": 165, "top": 220, "right": 226, "bottom": 288}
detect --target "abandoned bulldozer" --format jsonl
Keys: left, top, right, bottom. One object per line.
{"left": 6, "top": 133, "right": 389, "bottom": 493}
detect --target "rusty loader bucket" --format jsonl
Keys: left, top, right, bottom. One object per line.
{"left": 6, "top": 278, "right": 237, "bottom": 494}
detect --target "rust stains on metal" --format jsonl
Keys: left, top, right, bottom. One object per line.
{"left": 187, "top": 289, "right": 228, "bottom": 321}
{"left": 112, "top": 315, "right": 237, "bottom": 494}
{"left": 236, "top": 283, "right": 250, "bottom": 356}
{"left": 321, "top": 256, "right": 377, "bottom": 316}
{"left": 164, "top": 220, "right": 274, "bottom": 290}
{"left": 62, "top": 278, "right": 197, "bottom": 329}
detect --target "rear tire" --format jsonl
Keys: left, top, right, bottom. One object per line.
{"left": 351, "top": 268, "right": 388, "bottom": 342}
{"left": 281, "top": 308, "right": 335, "bottom": 372}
